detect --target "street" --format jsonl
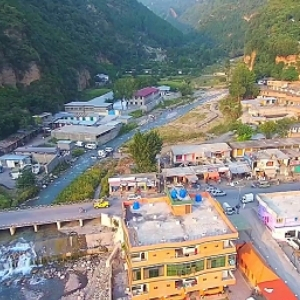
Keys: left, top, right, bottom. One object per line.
{"left": 27, "top": 90, "right": 228, "bottom": 206}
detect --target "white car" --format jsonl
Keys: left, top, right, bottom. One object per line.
{"left": 286, "top": 238, "right": 300, "bottom": 250}
{"left": 205, "top": 186, "right": 216, "bottom": 192}
{"left": 127, "top": 194, "right": 141, "bottom": 201}
{"left": 211, "top": 190, "right": 226, "bottom": 197}
{"left": 105, "top": 147, "right": 114, "bottom": 153}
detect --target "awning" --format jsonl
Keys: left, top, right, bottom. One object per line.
{"left": 185, "top": 175, "right": 198, "bottom": 182}
{"left": 206, "top": 171, "right": 219, "bottom": 179}
{"left": 229, "top": 164, "right": 251, "bottom": 174}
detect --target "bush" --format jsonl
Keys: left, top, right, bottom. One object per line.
{"left": 55, "top": 165, "right": 109, "bottom": 204}
{"left": 118, "top": 123, "right": 138, "bottom": 136}
{"left": 129, "top": 110, "right": 143, "bottom": 118}
{"left": 72, "top": 148, "right": 85, "bottom": 157}
{"left": 16, "top": 186, "right": 40, "bottom": 204}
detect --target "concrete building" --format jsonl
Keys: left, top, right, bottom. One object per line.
{"left": 122, "top": 191, "right": 238, "bottom": 299}
{"left": 51, "top": 124, "right": 120, "bottom": 145}
{"left": 245, "top": 149, "right": 290, "bottom": 178}
{"left": 131, "top": 87, "right": 161, "bottom": 111}
{"left": 0, "top": 154, "right": 31, "bottom": 169}
{"left": 257, "top": 191, "right": 300, "bottom": 239}
{"left": 57, "top": 140, "right": 74, "bottom": 151}
{"left": 170, "top": 143, "right": 232, "bottom": 166}
{"left": 229, "top": 138, "right": 300, "bottom": 158}
{"left": 157, "top": 85, "right": 171, "bottom": 96}
{"left": 108, "top": 173, "right": 158, "bottom": 194}
{"left": 14, "top": 146, "right": 62, "bottom": 174}
{"left": 64, "top": 92, "right": 114, "bottom": 117}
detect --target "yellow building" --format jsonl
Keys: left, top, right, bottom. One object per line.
{"left": 122, "top": 190, "right": 239, "bottom": 300}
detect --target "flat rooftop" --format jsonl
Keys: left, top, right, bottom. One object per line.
{"left": 171, "top": 143, "right": 232, "bottom": 156}
{"left": 52, "top": 125, "right": 115, "bottom": 135}
{"left": 229, "top": 137, "right": 300, "bottom": 149}
{"left": 15, "top": 146, "right": 58, "bottom": 154}
{"left": 257, "top": 191, "right": 300, "bottom": 218}
{"left": 125, "top": 196, "right": 232, "bottom": 247}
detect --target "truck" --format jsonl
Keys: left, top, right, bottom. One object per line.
{"left": 241, "top": 193, "right": 254, "bottom": 204}
{"left": 222, "top": 202, "right": 235, "bottom": 215}
{"left": 286, "top": 238, "right": 300, "bottom": 250}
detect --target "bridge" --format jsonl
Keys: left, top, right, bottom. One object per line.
{"left": 0, "top": 200, "right": 122, "bottom": 235}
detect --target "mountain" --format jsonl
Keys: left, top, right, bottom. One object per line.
{"left": 0, "top": 0, "right": 184, "bottom": 138}
{"left": 139, "top": 0, "right": 265, "bottom": 57}
{"left": 244, "top": 0, "right": 300, "bottom": 78}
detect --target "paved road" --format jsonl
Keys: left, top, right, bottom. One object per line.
{"left": 0, "top": 199, "right": 123, "bottom": 229}
{"left": 26, "top": 90, "right": 228, "bottom": 206}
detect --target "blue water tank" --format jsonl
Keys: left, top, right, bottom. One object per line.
{"left": 170, "top": 189, "right": 177, "bottom": 199}
{"left": 195, "top": 194, "right": 202, "bottom": 203}
{"left": 132, "top": 201, "right": 140, "bottom": 210}
{"left": 179, "top": 189, "right": 187, "bottom": 198}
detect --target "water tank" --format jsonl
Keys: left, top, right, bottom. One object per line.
{"left": 195, "top": 194, "right": 202, "bottom": 203}
{"left": 132, "top": 201, "right": 140, "bottom": 210}
{"left": 170, "top": 189, "right": 177, "bottom": 199}
{"left": 179, "top": 189, "right": 187, "bottom": 198}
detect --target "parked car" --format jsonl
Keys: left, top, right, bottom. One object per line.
{"left": 105, "top": 147, "right": 114, "bottom": 153}
{"left": 205, "top": 186, "right": 216, "bottom": 192}
{"left": 286, "top": 238, "right": 300, "bottom": 250}
{"left": 127, "top": 194, "right": 142, "bottom": 201}
{"left": 211, "top": 190, "right": 226, "bottom": 197}
{"left": 257, "top": 181, "right": 271, "bottom": 188}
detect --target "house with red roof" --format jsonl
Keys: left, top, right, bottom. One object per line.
{"left": 131, "top": 87, "right": 161, "bottom": 111}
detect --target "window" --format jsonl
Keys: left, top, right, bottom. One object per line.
{"left": 167, "top": 260, "right": 204, "bottom": 276}
{"left": 133, "top": 269, "right": 141, "bottom": 281}
{"left": 276, "top": 218, "right": 283, "bottom": 223}
{"left": 207, "top": 256, "right": 226, "bottom": 269}
{"left": 144, "top": 266, "right": 163, "bottom": 279}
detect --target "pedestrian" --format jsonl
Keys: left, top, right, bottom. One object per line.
{"left": 243, "top": 203, "right": 245, "bottom": 209}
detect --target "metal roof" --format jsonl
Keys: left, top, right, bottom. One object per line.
{"left": 0, "top": 154, "right": 30, "bottom": 160}
{"left": 15, "top": 147, "right": 58, "bottom": 154}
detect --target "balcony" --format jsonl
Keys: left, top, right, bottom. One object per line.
{"left": 222, "top": 270, "right": 235, "bottom": 285}
{"left": 175, "top": 247, "right": 198, "bottom": 258}
{"left": 223, "top": 240, "right": 235, "bottom": 249}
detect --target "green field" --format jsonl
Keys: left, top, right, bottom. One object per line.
{"left": 81, "top": 88, "right": 111, "bottom": 100}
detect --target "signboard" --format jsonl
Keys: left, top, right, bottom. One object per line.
{"left": 290, "top": 160, "right": 300, "bottom": 166}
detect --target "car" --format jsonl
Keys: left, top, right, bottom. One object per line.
{"left": 286, "top": 238, "right": 300, "bottom": 250}
{"left": 205, "top": 186, "right": 216, "bottom": 192}
{"left": 257, "top": 181, "right": 271, "bottom": 188}
{"left": 105, "top": 147, "right": 114, "bottom": 153}
{"left": 93, "top": 199, "right": 110, "bottom": 209}
{"left": 127, "top": 194, "right": 142, "bottom": 201}
{"left": 211, "top": 190, "right": 226, "bottom": 197}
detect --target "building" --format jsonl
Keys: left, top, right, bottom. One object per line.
{"left": 237, "top": 242, "right": 297, "bottom": 300}
{"left": 158, "top": 85, "right": 171, "bottom": 96}
{"left": 245, "top": 149, "right": 290, "bottom": 178}
{"left": 0, "top": 154, "right": 31, "bottom": 169}
{"left": 57, "top": 140, "right": 74, "bottom": 151}
{"left": 170, "top": 143, "right": 232, "bottom": 166}
{"left": 64, "top": 92, "right": 114, "bottom": 117}
{"left": 51, "top": 124, "right": 120, "bottom": 144}
{"left": 14, "top": 146, "right": 61, "bottom": 173}
{"left": 54, "top": 114, "right": 100, "bottom": 127}
{"left": 122, "top": 191, "right": 238, "bottom": 299}
{"left": 32, "top": 112, "right": 53, "bottom": 125}
{"left": 256, "top": 191, "right": 300, "bottom": 239}
{"left": 108, "top": 173, "right": 158, "bottom": 194}
{"left": 229, "top": 138, "right": 300, "bottom": 158}
{"left": 131, "top": 87, "right": 161, "bottom": 111}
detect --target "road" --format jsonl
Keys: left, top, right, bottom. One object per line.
{"left": 0, "top": 200, "right": 123, "bottom": 229}
{"left": 27, "top": 90, "right": 228, "bottom": 206}
{"left": 211, "top": 182, "right": 300, "bottom": 296}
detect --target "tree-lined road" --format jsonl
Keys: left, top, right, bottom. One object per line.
{"left": 26, "top": 89, "right": 228, "bottom": 206}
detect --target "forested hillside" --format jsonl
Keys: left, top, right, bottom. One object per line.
{"left": 0, "top": 0, "right": 184, "bottom": 138}
{"left": 180, "top": 0, "right": 265, "bottom": 57}
{"left": 245, "top": 0, "right": 300, "bottom": 79}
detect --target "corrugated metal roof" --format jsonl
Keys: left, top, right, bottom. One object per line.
{"left": 0, "top": 154, "right": 29, "bottom": 160}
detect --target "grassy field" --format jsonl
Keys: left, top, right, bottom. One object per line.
{"left": 81, "top": 88, "right": 111, "bottom": 100}
{"left": 129, "top": 110, "right": 144, "bottom": 118}
{"left": 155, "top": 96, "right": 192, "bottom": 109}
{"left": 158, "top": 79, "right": 187, "bottom": 90}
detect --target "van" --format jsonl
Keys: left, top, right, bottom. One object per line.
{"left": 85, "top": 143, "right": 97, "bottom": 150}
{"left": 222, "top": 202, "right": 235, "bottom": 215}
{"left": 241, "top": 193, "right": 254, "bottom": 204}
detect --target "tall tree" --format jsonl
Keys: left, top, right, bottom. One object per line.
{"left": 126, "top": 131, "right": 163, "bottom": 172}
{"left": 113, "top": 77, "right": 136, "bottom": 108}
{"left": 259, "top": 121, "right": 277, "bottom": 139}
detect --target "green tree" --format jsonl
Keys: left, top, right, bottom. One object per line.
{"left": 17, "top": 170, "right": 36, "bottom": 189}
{"left": 281, "top": 67, "right": 299, "bottom": 81}
{"left": 178, "top": 83, "right": 193, "bottom": 96}
{"left": 126, "top": 131, "right": 163, "bottom": 172}
{"left": 229, "top": 63, "right": 258, "bottom": 100}
{"left": 113, "top": 77, "right": 136, "bottom": 107}
{"left": 258, "top": 121, "right": 277, "bottom": 139}
{"left": 236, "top": 123, "right": 254, "bottom": 141}
{"left": 219, "top": 96, "right": 242, "bottom": 120}
{"left": 275, "top": 118, "right": 296, "bottom": 137}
